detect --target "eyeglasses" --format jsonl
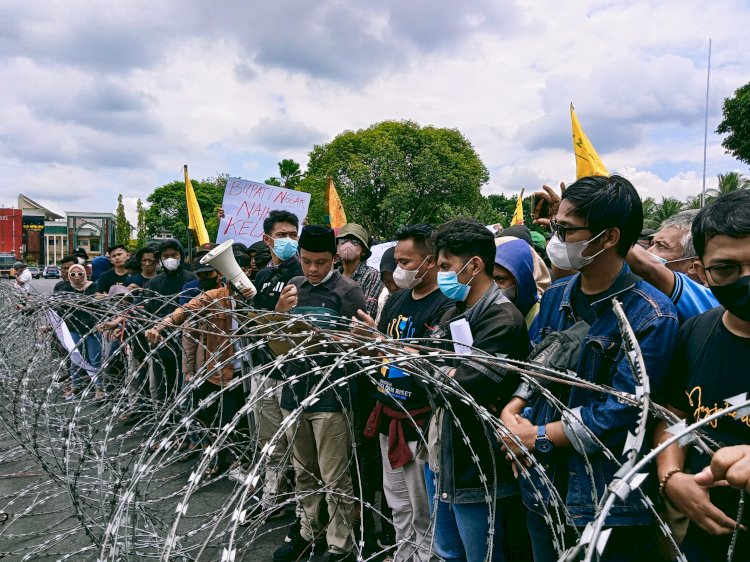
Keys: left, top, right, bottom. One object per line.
{"left": 703, "top": 262, "right": 750, "bottom": 286}
{"left": 69, "top": 272, "right": 85, "bottom": 278}
{"left": 550, "top": 219, "right": 592, "bottom": 242}
{"left": 337, "top": 238, "right": 363, "bottom": 247}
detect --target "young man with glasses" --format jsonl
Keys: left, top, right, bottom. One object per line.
{"left": 654, "top": 190, "right": 750, "bottom": 561}
{"left": 501, "top": 175, "right": 679, "bottom": 562}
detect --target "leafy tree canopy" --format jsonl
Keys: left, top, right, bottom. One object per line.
{"left": 144, "top": 174, "right": 227, "bottom": 248}
{"left": 298, "top": 120, "right": 492, "bottom": 239}
{"left": 717, "top": 81, "right": 750, "bottom": 167}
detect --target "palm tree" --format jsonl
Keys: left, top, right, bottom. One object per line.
{"left": 707, "top": 171, "right": 750, "bottom": 199}
{"left": 278, "top": 159, "right": 303, "bottom": 190}
{"left": 684, "top": 195, "right": 703, "bottom": 209}
{"left": 641, "top": 197, "right": 659, "bottom": 229}
{"left": 652, "top": 196, "right": 684, "bottom": 226}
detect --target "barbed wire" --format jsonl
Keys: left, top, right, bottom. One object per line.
{"left": 0, "top": 282, "right": 745, "bottom": 561}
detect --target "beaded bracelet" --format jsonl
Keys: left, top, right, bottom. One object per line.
{"left": 659, "top": 468, "right": 683, "bottom": 497}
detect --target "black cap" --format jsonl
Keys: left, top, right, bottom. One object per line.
{"left": 379, "top": 246, "right": 397, "bottom": 274}
{"left": 498, "top": 225, "right": 533, "bottom": 247}
{"left": 299, "top": 225, "right": 336, "bottom": 254}
{"left": 193, "top": 263, "right": 215, "bottom": 274}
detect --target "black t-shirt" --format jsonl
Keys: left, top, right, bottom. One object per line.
{"left": 124, "top": 273, "right": 155, "bottom": 288}
{"left": 373, "top": 288, "right": 453, "bottom": 418}
{"left": 253, "top": 258, "right": 303, "bottom": 311}
{"left": 97, "top": 270, "right": 129, "bottom": 294}
{"left": 53, "top": 280, "right": 70, "bottom": 293}
{"left": 666, "top": 306, "right": 750, "bottom": 558}
{"left": 572, "top": 287, "right": 608, "bottom": 324}
{"left": 58, "top": 283, "right": 100, "bottom": 333}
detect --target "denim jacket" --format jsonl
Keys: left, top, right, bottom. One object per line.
{"left": 520, "top": 264, "right": 679, "bottom": 526}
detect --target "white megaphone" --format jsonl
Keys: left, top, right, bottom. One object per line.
{"left": 199, "top": 239, "right": 257, "bottom": 298}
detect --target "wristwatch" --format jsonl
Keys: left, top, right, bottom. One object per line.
{"left": 535, "top": 425, "right": 554, "bottom": 454}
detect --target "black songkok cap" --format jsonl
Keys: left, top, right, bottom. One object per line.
{"left": 299, "top": 225, "right": 336, "bottom": 254}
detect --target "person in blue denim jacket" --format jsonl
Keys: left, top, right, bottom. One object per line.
{"left": 500, "top": 175, "right": 679, "bottom": 562}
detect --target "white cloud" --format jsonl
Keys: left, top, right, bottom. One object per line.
{"left": 0, "top": 0, "right": 748, "bottom": 221}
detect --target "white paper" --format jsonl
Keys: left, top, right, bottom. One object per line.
{"left": 449, "top": 318, "right": 474, "bottom": 355}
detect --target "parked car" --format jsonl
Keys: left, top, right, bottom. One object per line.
{"left": 28, "top": 266, "right": 42, "bottom": 279}
{"left": 43, "top": 265, "right": 61, "bottom": 279}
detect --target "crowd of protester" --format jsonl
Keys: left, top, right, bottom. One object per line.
{"left": 13, "top": 174, "right": 750, "bottom": 562}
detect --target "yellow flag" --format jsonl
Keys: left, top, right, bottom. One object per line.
{"left": 185, "top": 165, "right": 210, "bottom": 246}
{"left": 570, "top": 104, "right": 609, "bottom": 179}
{"left": 326, "top": 176, "right": 347, "bottom": 229}
{"left": 511, "top": 189, "right": 525, "bottom": 225}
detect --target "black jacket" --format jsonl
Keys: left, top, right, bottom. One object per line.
{"left": 280, "top": 271, "right": 366, "bottom": 413}
{"left": 429, "top": 283, "right": 530, "bottom": 503}
{"left": 253, "top": 257, "right": 304, "bottom": 311}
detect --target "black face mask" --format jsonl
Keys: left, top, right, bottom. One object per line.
{"left": 710, "top": 275, "right": 750, "bottom": 322}
{"left": 199, "top": 277, "right": 219, "bottom": 291}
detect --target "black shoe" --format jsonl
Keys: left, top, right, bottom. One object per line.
{"left": 325, "top": 552, "right": 355, "bottom": 562}
{"left": 273, "top": 531, "right": 314, "bottom": 562}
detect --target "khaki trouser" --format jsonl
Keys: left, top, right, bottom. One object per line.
{"left": 252, "top": 376, "right": 290, "bottom": 509}
{"left": 283, "top": 410, "right": 354, "bottom": 554}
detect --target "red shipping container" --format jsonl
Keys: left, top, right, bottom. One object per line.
{"left": 0, "top": 209, "right": 23, "bottom": 258}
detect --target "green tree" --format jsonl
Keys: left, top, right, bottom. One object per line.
{"left": 684, "top": 195, "right": 703, "bottom": 210}
{"left": 717, "top": 82, "right": 750, "bottom": 167}
{"left": 708, "top": 171, "right": 750, "bottom": 199}
{"left": 299, "top": 120, "right": 490, "bottom": 238}
{"left": 114, "top": 194, "right": 132, "bottom": 249}
{"left": 145, "top": 174, "right": 227, "bottom": 247}
{"left": 135, "top": 198, "right": 147, "bottom": 248}
{"left": 651, "top": 196, "right": 684, "bottom": 227}
{"left": 264, "top": 158, "right": 304, "bottom": 189}
{"left": 641, "top": 197, "right": 658, "bottom": 229}
{"left": 279, "top": 158, "right": 303, "bottom": 189}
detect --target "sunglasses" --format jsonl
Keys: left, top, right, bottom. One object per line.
{"left": 69, "top": 272, "right": 85, "bottom": 278}
{"left": 550, "top": 219, "right": 592, "bottom": 242}
{"left": 337, "top": 237, "right": 364, "bottom": 247}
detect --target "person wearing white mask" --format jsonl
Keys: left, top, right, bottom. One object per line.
{"left": 627, "top": 209, "right": 719, "bottom": 322}
{"left": 13, "top": 262, "right": 33, "bottom": 294}
{"left": 356, "top": 224, "right": 452, "bottom": 562}
{"left": 141, "top": 239, "right": 197, "bottom": 404}
{"left": 501, "top": 175, "right": 679, "bottom": 562}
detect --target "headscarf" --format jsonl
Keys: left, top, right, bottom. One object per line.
{"left": 68, "top": 264, "right": 93, "bottom": 291}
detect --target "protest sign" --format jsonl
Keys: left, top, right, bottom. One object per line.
{"left": 366, "top": 241, "right": 397, "bottom": 271}
{"left": 216, "top": 178, "right": 311, "bottom": 245}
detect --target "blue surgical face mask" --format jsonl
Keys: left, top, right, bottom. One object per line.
{"left": 437, "top": 259, "right": 476, "bottom": 301}
{"left": 273, "top": 237, "right": 299, "bottom": 261}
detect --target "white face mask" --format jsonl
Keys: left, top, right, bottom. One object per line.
{"left": 17, "top": 269, "right": 32, "bottom": 283}
{"left": 161, "top": 257, "right": 180, "bottom": 271}
{"left": 547, "top": 231, "right": 606, "bottom": 271}
{"left": 392, "top": 257, "right": 429, "bottom": 290}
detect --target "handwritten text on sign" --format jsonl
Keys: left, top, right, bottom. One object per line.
{"left": 216, "top": 178, "right": 311, "bottom": 245}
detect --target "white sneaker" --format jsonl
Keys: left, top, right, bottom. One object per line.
{"left": 226, "top": 466, "right": 246, "bottom": 483}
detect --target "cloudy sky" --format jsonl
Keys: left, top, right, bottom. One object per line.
{"left": 1, "top": 1, "right": 748, "bottom": 224}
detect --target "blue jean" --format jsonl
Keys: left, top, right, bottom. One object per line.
{"left": 70, "top": 331, "right": 102, "bottom": 390}
{"left": 526, "top": 509, "right": 660, "bottom": 562}
{"left": 424, "top": 464, "right": 506, "bottom": 562}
